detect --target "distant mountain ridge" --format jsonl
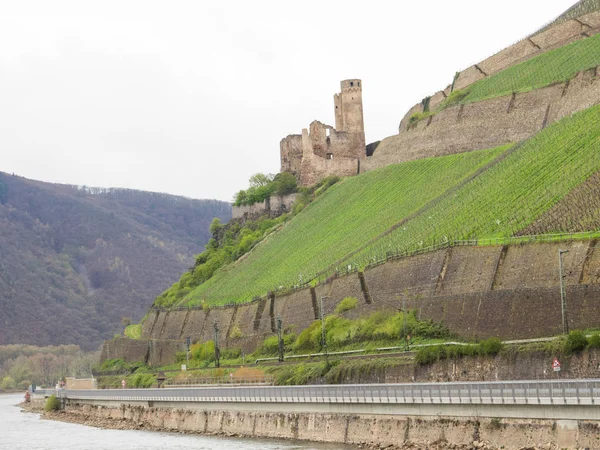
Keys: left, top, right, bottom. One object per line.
{"left": 0, "top": 172, "right": 231, "bottom": 350}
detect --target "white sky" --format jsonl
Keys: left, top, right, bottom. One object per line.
{"left": 0, "top": 0, "right": 576, "bottom": 202}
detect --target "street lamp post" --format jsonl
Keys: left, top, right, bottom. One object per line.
{"left": 559, "top": 249, "right": 569, "bottom": 334}
{"left": 320, "top": 297, "right": 328, "bottom": 357}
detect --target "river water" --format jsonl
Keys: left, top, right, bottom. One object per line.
{"left": 0, "top": 394, "right": 354, "bottom": 450}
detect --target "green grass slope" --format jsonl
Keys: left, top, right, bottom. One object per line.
{"left": 342, "top": 103, "right": 600, "bottom": 269}
{"left": 170, "top": 146, "right": 509, "bottom": 306}
{"left": 170, "top": 103, "right": 600, "bottom": 307}
{"left": 458, "top": 33, "right": 600, "bottom": 105}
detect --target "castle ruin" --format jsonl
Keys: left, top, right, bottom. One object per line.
{"left": 280, "top": 79, "right": 366, "bottom": 186}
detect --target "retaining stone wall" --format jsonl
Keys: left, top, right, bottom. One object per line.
{"left": 367, "top": 70, "right": 600, "bottom": 171}
{"left": 101, "top": 240, "right": 600, "bottom": 366}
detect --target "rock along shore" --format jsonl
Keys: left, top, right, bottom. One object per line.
{"left": 19, "top": 400, "right": 592, "bottom": 450}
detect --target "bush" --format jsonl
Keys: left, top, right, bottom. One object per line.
{"left": 98, "top": 358, "right": 132, "bottom": 374}
{"left": 588, "top": 333, "right": 600, "bottom": 348}
{"left": 129, "top": 373, "right": 155, "bottom": 388}
{"left": 335, "top": 297, "right": 358, "bottom": 314}
{"left": 45, "top": 394, "right": 61, "bottom": 411}
{"left": 229, "top": 325, "right": 244, "bottom": 339}
{"left": 191, "top": 340, "right": 216, "bottom": 363}
{"left": 438, "top": 88, "right": 470, "bottom": 110}
{"left": 415, "top": 346, "right": 445, "bottom": 365}
{"left": 408, "top": 111, "right": 434, "bottom": 128}
{"left": 479, "top": 338, "right": 503, "bottom": 356}
{"left": 564, "top": 330, "right": 588, "bottom": 354}
{"left": 221, "top": 347, "right": 241, "bottom": 360}
{"left": 257, "top": 336, "right": 280, "bottom": 356}
{"left": 294, "top": 321, "right": 323, "bottom": 352}
{"left": 1, "top": 376, "right": 16, "bottom": 390}
{"left": 273, "top": 172, "right": 298, "bottom": 196}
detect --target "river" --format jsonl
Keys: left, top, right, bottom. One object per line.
{"left": 0, "top": 394, "right": 354, "bottom": 450}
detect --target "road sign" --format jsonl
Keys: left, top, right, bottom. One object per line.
{"left": 186, "top": 337, "right": 191, "bottom": 348}
{"left": 553, "top": 358, "right": 561, "bottom": 372}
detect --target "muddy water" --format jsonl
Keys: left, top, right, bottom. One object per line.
{"left": 0, "top": 394, "right": 354, "bottom": 450}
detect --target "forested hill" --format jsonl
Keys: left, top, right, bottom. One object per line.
{"left": 0, "top": 172, "right": 231, "bottom": 350}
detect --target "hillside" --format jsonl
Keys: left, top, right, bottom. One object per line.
{"left": 0, "top": 172, "right": 231, "bottom": 349}
{"left": 98, "top": 1, "right": 600, "bottom": 370}
{"left": 154, "top": 103, "right": 600, "bottom": 308}
{"left": 149, "top": 12, "right": 600, "bottom": 308}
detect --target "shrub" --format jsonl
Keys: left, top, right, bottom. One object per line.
{"left": 438, "top": 88, "right": 470, "bottom": 110}
{"left": 294, "top": 321, "right": 323, "bottom": 352}
{"left": 335, "top": 297, "right": 358, "bottom": 314}
{"left": 564, "top": 330, "right": 588, "bottom": 354}
{"left": 130, "top": 373, "right": 155, "bottom": 388}
{"left": 479, "top": 338, "right": 503, "bottom": 356}
{"left": 415, "top": 346, "right": 445, "bottom": 365}
{"left": 257, "top": 336, "right": 280, "bottom": 356}
{"left": 1, "top": 376, "right": 15, "bottom": 390}
{"left": 588, "top": 333, "right": 600, "bottom": 348}
{"left": 99, "top": 358, "right": 130, "bottom": 373}
{"left": 45, "top": 394, "right": 61, "bottom": 411}
{"left": 229, "top": 325, "right": 244, "bottom": 339}
{"left": 273, "top": 172, "right": 298, "bottom": 196}
{"left": 408, "top": 111, "right": 433, "bottom": 128}
{"left": 221, "top": 347, "right": 241, "bottom": 360}
{"left": 191, "top": 340, "right": 216, "bottom": 363}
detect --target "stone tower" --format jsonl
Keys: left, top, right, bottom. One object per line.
{"left": 334, "top": 79, "right": 366, "bottom": 150}
{"left": 280, "top": 79, "right": 366, "bottom": 185}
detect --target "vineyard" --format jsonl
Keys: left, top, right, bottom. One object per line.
{"left": 458, "top": 33, "right": 600, "bottom": 105}
{"left": 177, "top": 103, "right": 600, "bottom": 306}
{"left": 338, "top": 103, "right": 600, "bottom": 270}
{"left": 178, "top": 146, "right": 509, "bottom": 306}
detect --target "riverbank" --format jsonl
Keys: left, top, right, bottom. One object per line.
{"left": 21, "top": 400, "right": 597, "bottom": 449}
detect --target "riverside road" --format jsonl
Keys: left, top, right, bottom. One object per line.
{"left": 40, "top": 379, "right": 600, "bottom": 421}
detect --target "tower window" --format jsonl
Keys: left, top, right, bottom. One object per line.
{"left": 358, "top": 82, "right": 360, "bottom": 87}
{"left": 350, "top": 81, "right": 354, "bottom": 87}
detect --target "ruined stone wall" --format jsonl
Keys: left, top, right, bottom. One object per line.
{"left": 365, "top": 68, "right": 600, "bottom": 171}
{"left": 231, "top": 193, "right": 298, "bottom": 220}
{"left": 280, "top": 134, "right": 303, "bottom": 176}
{"left": 397, "top": 11, "right": 600, "bottom": 133}
{"left": 281, "top": 80, "right": 366, "bottom": 186}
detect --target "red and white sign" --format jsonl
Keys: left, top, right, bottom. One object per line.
{"left": 552, "top": 358, "right": 561, "bottom": 372}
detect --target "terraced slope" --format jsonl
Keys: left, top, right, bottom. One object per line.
{"left": 534, "top": 0, "right": 600, "bottom": 35}
{"left": 171, "top": 103, "right": 600, "bottom": 306}
{"left": 340, "top": 103, "right": 600, "bottom": 269}
{"left": 458, "top": 33, "right": 600, "bottom": 105}
{"left": 172, "top": 146, "right": 509, "bottom": 306}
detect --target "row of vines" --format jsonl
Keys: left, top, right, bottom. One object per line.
{"left": 182, "top": 147, "right": 508, "bottom": 305}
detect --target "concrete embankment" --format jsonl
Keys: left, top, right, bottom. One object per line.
{"left": 26, "top": 400, "right": 600, "bottom": 449}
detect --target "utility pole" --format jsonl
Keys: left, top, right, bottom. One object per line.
{"left": 213, "top": 320, "right": 221, "bottom": 368}
{"left": 185, "top": 337, "right": 191, "bottom": 369}
{"left": 320, "top": 297, "right": 328, "bottom": 357}
{"left": 402, "top": 294, "right": 409, "bottom": 352}
{"left": 559, "top": 249, "right": 569, "bottom": 334}
{"left": 277, "top": 316, "right": 284, "bottom": 362}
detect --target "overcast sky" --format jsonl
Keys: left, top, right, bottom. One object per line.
{"left": 0, "top": 0, "right": 576, "bottom": 202}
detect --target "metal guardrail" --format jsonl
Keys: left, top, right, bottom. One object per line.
{"left": 165, "top": 376, "right": 274, "bottom": 387}
{"left": 38, "top": 379, "right": 600, "bottom": 407}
